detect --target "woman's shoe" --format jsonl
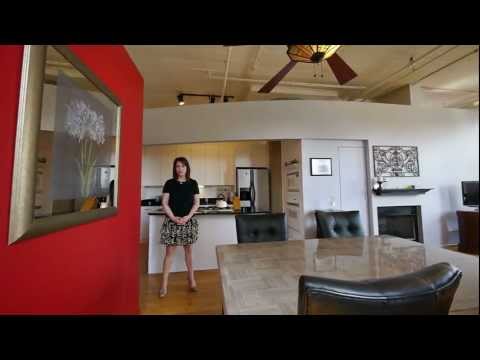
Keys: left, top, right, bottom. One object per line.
{"left": 188, "top": 280, "right": 198, "bottom": 292}
{"left": 159, "top": 288, "right": 168, "bottom": 298}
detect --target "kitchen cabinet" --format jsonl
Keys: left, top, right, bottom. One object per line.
{"left": 250, "top": 141, "right": 269, "bottom": 167}
{"left": 221, "top": 142, "right": 236, "bottom": 185}
{"left": 142, "top": 141, "right": 269, "bottom": 187}
{"left": 234, "top": 142, "right": 251, "bottom": 167}
{"left": 204, "top": 143, "right": 220, "bottom": 185}
{"left": 141, "top": 205, "right": 158, "bottom": 242}
{"left": 142, "top": 146, "right": 164, "bottom": 186}
{"left": 189, "top": 143, "right": 205, "bottom": 185}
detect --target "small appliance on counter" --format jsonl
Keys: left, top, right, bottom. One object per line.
{"left": 215, "top": 199, "right": 228, "bottom": 208}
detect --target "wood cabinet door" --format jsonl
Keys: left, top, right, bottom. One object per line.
{"left": 143, "top": 146, "right": 165, "bottom": 186}
{"left": 190, "top": 143, "right": 206, "bottom": 185}
{"left": 204, "top": 143, "right": 220, "bottom": 185}
{"left": 161, "top": 145, "right": 179, "bottom": 185}
{"left": 221, "top": 142, "right": 236, "bottom": 185}
{"left": 250, "top": 141, "right": 269, "bottom": 167}
{"left": 234, "top": 142, "right": 251, "bottom": 168}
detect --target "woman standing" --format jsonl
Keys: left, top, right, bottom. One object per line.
{"left": 159, "top": 157, "right": 200, "bottom": 297}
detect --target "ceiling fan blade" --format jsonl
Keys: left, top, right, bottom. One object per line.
{"left": 326, "top": 53, "right": 357, "bottom": 85}
{"left": 258, "top": 61, "right": 297, "bottom": 93}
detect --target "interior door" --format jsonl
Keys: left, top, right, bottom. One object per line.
{"left": 338, "top": 146, "right": 370, "bottom": 235}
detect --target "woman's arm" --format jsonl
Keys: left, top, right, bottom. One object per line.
{"left": 180, "top": 194, "right": 200, "bottom": 224}
{"left": 162, "top": 193, "right": 180, "bottom": 223}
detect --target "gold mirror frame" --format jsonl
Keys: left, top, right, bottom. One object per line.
{"left": 8, "top": 45, "right": 122, "bottom": 245}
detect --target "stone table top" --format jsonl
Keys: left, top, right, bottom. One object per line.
{"left": 216, "top": 236, "right": 479, "bottom": 315}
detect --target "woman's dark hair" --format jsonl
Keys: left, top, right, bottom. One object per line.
{"left": 173, "top": 157, "right": 191, "bottom": 179}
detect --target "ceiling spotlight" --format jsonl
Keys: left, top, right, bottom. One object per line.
{"left": 177, "top": 94, "right": 185, "bottom": 106}
{"left": 209, "top": 96, "right": 215, "bottom": 104}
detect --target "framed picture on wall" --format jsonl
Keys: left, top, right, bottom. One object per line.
{"left": 8, "top": 45, "right": 122, "bottom": 245}
{"left": 373, "top": 145, "right": 419, "bottom": 177}
{"left": 310, "top": 158, "right": 332, "bottom": 176}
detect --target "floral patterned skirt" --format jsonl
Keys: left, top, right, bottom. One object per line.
{"left": 160, "top": 217, "right": 199, "bottom": 246}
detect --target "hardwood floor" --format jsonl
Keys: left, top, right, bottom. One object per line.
{"left": 139, "top": 242, "right": 223, "bottom": 315}
{"left": 444, "top": 244, "right": 459, "bottom": 252}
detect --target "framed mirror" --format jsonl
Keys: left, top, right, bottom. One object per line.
{"left": 9, "top": 45, "right": 122, "bottom": 245}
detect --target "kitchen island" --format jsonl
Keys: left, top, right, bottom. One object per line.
{"left": 148, "top": 209, "right": 271, "bottom": 274}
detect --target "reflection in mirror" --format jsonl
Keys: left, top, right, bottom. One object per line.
{"left": 34, "top": 46, "right": 119, "bottom": 219}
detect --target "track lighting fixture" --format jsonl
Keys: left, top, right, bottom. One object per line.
{"left": 176, "top": 93, "right": 234, "bottom": 105}
{"left": 177, "top": 94, "right": 185, "bottom": 106}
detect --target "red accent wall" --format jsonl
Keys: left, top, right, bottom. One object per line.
{"left": 0, "top": 45, "right": 143, "bottom": 314}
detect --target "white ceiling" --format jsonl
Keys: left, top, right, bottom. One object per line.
{"left": 126, "top": 45, "right": 479, "bottom": 109}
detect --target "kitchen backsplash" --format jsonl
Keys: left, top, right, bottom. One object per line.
{"left": 143, "top": 185, "right": 235, "bottom": 200}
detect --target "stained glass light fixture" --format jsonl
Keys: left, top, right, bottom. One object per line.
{"left": 287, "top": 45, "right": 341, "bottom": 63}
{"left": 258, "top": 45, "right": 357, "bottom": 93}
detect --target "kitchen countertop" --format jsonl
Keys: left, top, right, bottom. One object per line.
{"left": 148, "top": 209, "right": 272, "bottom": 216}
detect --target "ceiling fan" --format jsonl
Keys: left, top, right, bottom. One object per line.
{"left": 257, "top": 45, "right": 357, "bottom": 93}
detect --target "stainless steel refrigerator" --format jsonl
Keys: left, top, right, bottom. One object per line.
{"left": 236, "top": 167, "right": 270, "bottom": 212}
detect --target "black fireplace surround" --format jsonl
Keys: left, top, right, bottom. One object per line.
{"left": 378, "top": 206, "right": 423, "bottom": 243}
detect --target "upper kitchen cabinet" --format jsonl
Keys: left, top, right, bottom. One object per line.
{"left": 221, "top": 142, "right": 236, "bottom": 185}
{"left": 234, "top": 141, "right": 269, "bottom": 168}
{"left": 234, "top": 142, "right": 251, "bottom": 167}
{"left": 162, "top": 144, "right": 178, "bottom": 184}
{"left": 142, "top": 145, "right": 164, "bottom": 186}
{"left": 203, "top": 143, "right": 221, "bottom": 185}
{"left": 184, "top": 143, "right": 204, "bottom": 185}
{"left": 249, "top": 141, "right": 270, "bottom": 167}
{"left": 142, "top": 141, "right": 270, "bottom": 187}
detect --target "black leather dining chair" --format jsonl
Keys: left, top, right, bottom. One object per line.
{"left": 315, "top": 210, "right": 365, "bottom": 238}
{"left": 235, "top": 213, "right": 287, "bottom": 243}
{"left": 298, "top": 262, "right": 462, "bottom": 315}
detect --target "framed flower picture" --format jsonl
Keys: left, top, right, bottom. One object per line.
{"left": 8, "top": 46, "right": 121, "bottom": 244}
{"left": 310, "top": 158, "right": 332, "bottom": 176}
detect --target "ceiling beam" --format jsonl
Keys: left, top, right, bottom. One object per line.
{"left": 205, "top": 72, "right": 366, "bottom": 90}
{"left": 220, "top": 47, "right": 232, "bottom": 102}
{"left": 360, "top": 46, "right": 478, "bottom": 101}
{"left": 412, "top": 47, "right": 479, "bottom": 85}
{"left": 250, "top": 45, "right": 263, "bottom": 73}
{"left": 359, "top": 46, "right": 446, "bottom": 100}
{"left": 421, "top": 86, "right": 478, "bottom": 94}
{"left": 250, "top": 84, "right": 339, "bottom": 97}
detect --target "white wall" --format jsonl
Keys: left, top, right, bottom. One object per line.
{"left": 301, "top": 139, "right": 368, "bottom": 238}
{"left": 144, "top": 100, "right": 479, "bottom": 246}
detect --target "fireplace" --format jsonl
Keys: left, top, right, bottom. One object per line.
{"left": 377, "top": 206, "right": 423, "bottom": 243}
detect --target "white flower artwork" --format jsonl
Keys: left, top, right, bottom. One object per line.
{"left": 64, "top": 99, "right": 106, "bottom": 197}
{"left": 65, "top": 99, "right": 105, "bottom": 144}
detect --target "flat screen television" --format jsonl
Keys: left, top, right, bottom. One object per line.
{"left": 462, "top": 181, "right": 479, "bottom": 207}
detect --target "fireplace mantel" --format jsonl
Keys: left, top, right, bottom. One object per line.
{"left": 373, "top": 188, "right": 433, "bottom": 196}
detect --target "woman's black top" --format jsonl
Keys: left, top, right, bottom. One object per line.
{"left": 162, "top": 178, "right": 199, "bottom": 217}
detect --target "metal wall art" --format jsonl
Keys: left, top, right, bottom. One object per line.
{"left": 373, "top": 146, "right": 419, "bottom": 177}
